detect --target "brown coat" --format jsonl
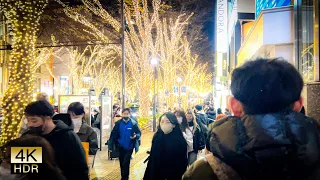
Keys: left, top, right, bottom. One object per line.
{"left": 182, "top": 154, "right": 241, "bottom": 180}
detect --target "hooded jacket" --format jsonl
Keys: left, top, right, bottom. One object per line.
{"left": 183, "top": 110, "right": 320, "bottom": 180}
{"left": 24, "top": 120, "right": 89, "bottom": 180}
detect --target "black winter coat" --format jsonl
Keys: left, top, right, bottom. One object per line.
{"left": 190, "top": 124, "right": 205, "bottom": 151}
{"left": 24, "top": 120, "right": 89, "bottom": 180}
{"left": 185, "top": 110, "right": 320, "bottom": 180}
{"left": 144, "top": 127, "right": 188, "bottom": 180}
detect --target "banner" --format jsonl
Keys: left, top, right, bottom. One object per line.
{"left": 100, "top": 96, "right": 112, "bottom": 150}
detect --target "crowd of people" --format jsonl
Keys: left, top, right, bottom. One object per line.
{"left": 1, "top": 57, "right": 320, "bottom": 180}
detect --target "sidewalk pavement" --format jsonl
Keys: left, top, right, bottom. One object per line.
{"left": 90, "top": 130, "right": 154, "bottom": 180}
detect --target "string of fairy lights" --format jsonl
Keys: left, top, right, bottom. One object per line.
{"left": 0, "top": 0, "right": 48, "bottom": 145}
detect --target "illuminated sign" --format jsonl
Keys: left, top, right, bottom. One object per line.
{"left": 256, "top": 0, "right": 291, "bottom": 18}
{"left": 216, "top": 0, "right": 228, "bottom": 53}
{"left": 228, "top": 0, "right": 238, "bottom": 43}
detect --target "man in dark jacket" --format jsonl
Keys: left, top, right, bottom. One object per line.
{"left": 206, "top": 106, "right": 216, "bottom": 124}
{"left": 108, "top": 108, "right": 141, "bottom": 180}
{"left": 183, "top": 58, "right": 320, "bottom": 180}
{"left": 67, "top": 102, "right": 99, "bottom": 155}
{"left": 23, "top": 101, "right": 89, "bottom": 180}
{"left": 194, "top": 105, "right": 209, "bottom": 140}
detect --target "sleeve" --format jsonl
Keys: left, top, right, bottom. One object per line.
{"left": 64, "top": 131, "right": 89, "bottom": 180}
{"left": 88, "top": 130, "right": 99, "bottom": 155}
{"left": 92, "top": 114, "right": 101, "bottom": 128}
{"left": 134, "top": 124, "right": 141, "bottom": 139}
{"left": 196, "top": 129, "right": 205, "bottom": 150}
{"left": 183, "top": 131, "right": 193, "bottom": 149}
{"left": 182, "top": 159, "right": 217, "bottom": 180}
{"left": 108, "top": 122, "right": 119, "bottom": 151}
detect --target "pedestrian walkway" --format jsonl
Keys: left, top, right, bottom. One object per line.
{"left": 90, "top": 131, "right": 154, "bottom": 180}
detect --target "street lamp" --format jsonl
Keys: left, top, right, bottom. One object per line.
{"left": 150, "top": 57, "right": 159, "bottom": 132}
{"left": 177, "top": 77, "right": 183, "bottom": 108}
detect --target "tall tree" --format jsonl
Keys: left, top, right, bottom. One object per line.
{"left": 0, "top": 0, "right": 48, "bottom": 144}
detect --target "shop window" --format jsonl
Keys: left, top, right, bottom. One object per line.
{"left": 298, "top": 0, "right": 315, "bottom": 82}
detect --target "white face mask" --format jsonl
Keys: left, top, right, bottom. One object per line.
{"left": 160, "top": 123, "right": 174, "bottom": 134}
{"left": 72, "top": 117, "right": 82, "bottom": 133}
{"left": 177, "top": 117, "right": 183, "bottom": 124}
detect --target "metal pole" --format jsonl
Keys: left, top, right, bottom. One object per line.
{"left": 153, "top": 67, "right": 157, "bottom": 132}
{"left": 121, "top": 0, "right": 126, "bottom": 109}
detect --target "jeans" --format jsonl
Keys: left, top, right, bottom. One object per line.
{"left": 188, "top": 151, "right": 198, "bottom": 165}
{"left": 119, "top": 146, "right": 134, "bottom": 180}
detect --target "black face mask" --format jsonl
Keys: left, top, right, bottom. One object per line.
{"left": 29, "top": 125, "right": 43, "bottom": 135}
{"left": 123, "top": 117, "right": 130, "bottom": 121}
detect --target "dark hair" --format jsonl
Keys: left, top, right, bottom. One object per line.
{"left": 122, "top": 108, "right": 131, "bottom": 113}
{"left": 113, "top": 104, "right": 120, "bottom": 110}
{"left": 209, "top": 106, "right": 215, "bottom": 111}
{"left": 217, "top": 108, "right": 222, "bottom": 114}
{"left": 300, "top": 106, "right": 306, "bottom": 115}
{"left": 175, "top": 109, "right": 189, "bottom": 132}
{"left": 67, "top": 102, "right": 85, "bottom": 115}
{"left": 25, "top": 100, "right": 54, "bottom": 117}
{"left": 195, "top": 105, "right": 203, "bottom": 111}
{"left": 231, "top": 58, "right": 303, "bottom": 114}
{"left": 157, "top": 112, "right": 179, "bottom": 130}
{"left": 2, "top": 135, "right": 65, "bottom": 179}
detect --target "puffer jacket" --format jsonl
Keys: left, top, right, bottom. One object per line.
{"left": 184, "top": 109, "right": 320, "bottom": 180}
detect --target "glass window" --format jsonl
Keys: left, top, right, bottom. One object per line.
{"left": 298, "top": 0, "right": 315, "bottom": 82}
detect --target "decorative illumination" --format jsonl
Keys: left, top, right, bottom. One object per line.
{"left": 0, "top": 0, "right": 48, "bottom": 145}
{"left": 58, "top": 0, "right": 213, "bottom": 114}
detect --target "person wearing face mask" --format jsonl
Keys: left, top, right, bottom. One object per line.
{"left": 108, "top": 108, "right": 141, "bottom": 180}
{"left": 144, "top": 112, "right": 188, "bottom": 180}
{"left": 185, "top": 110, "right": 205, "bottom": 165}
{"left": 23, "top": 100, "right": 89, "bottom": 180}
{"left": 0, "top": 135, "right": 67, "bottom": 180}
{"left": 67, "top": 102, "right": 98, "bottom": 155}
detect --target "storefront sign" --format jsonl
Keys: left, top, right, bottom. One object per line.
{"left": 256, "top": 0, "right": 291, "bottom": 18}
{"left": 216, "top": 0, "right": 228, "bottom": 53}
{"left": 228, "top": 0, "right": 238, "bottom": 43}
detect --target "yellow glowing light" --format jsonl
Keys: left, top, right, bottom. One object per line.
{"left": 0, "top": 0, "right": 48, "bottom": 145}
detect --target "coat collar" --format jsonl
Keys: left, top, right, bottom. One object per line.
{"left": 77, "top": 124, "right": 88, "bottom": 134}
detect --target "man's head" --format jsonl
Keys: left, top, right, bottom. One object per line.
{"left": 122, "top": 108, "right": 131, "bottom": 121}
{"left": 25, "top": 101, "right": 55, "bottom": 134}
{"left": 67, "top": 102, "right": 85, "bottom": 120}
{"left": 194, "top": 105, "right": 203, "bottom": 113}
{"left": 229, "top": 58, "right": 304, "bottom": 116}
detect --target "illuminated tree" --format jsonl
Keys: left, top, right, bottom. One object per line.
{"left": 0, "top": 0, "right": 48, "bottom": 144}
{"left": 56, "top": 0, "right": 212, "bottom": 115}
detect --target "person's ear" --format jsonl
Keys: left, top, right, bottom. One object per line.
{"left": 228, "top": 97, "right": 243, "bottom": 117}
{"left": 293, "top": 96, "right": 303, "bottom": 112}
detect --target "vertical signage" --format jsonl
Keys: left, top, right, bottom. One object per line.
{"left": 100, "top": 96, "right": 112, "bottom": 150}
{"left": 216, "top": 0, "right": 228, "bottom": 53}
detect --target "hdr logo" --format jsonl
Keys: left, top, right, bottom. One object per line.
{"left": 10, "top": 147, "right": 42, "bottom": 174}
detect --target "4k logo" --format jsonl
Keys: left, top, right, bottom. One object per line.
{"left": 11, "top": 147, "right": 42, "bottom": 174}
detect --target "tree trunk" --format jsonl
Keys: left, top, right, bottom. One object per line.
{"left": 0, "top": 0, "right": 48, "bottom": 145}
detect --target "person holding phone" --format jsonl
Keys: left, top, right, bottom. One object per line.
{"left": 108, "top": 108, "right": 141, "bottom": 180}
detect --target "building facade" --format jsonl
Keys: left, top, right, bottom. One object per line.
{"left": 218, "top": 0, "right": 320, "bottom": 120}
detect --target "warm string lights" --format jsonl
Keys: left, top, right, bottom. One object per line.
{"left": 0, "top": 0, "right": 48, "bottom": 145}
{"left": 58, "top": 0, "right": 212, "bottom": 115}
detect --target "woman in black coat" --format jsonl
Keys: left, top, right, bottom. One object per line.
{"left": 144, "top": 112, "right": 188, "bottom": 180}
